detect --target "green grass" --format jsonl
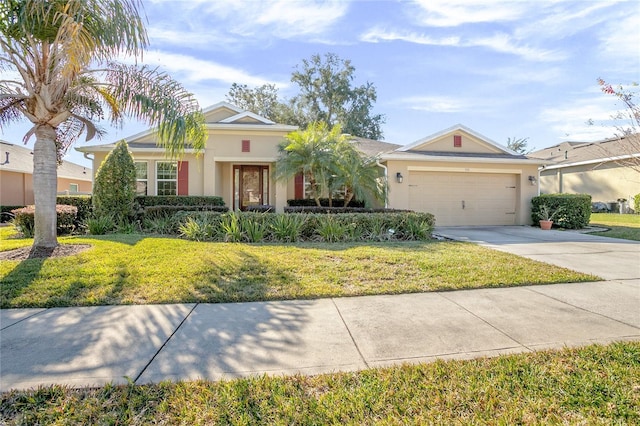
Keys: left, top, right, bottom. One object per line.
{"left": 590, "top": 213, "right": 640, "bottom": 241}
{"left": 1, "top": 341, "right": 638, "bottom": 425}
{"left": 0, "top": 229, "right": 597, "bottom": 308}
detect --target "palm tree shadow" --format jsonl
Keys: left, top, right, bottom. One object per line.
{"left": 1, "top": 257, "right": 47, "bottom": 308}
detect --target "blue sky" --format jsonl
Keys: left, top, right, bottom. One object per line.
{"left": 2, "top": 0, "right": 639, "bottom": 167}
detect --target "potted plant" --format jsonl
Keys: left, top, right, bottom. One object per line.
{"left": 537, "top": 204, "right": 562, "bottom": 230}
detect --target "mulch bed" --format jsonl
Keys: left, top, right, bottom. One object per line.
{"left": 0, "top": 244, "right": 91, "bottom": 261}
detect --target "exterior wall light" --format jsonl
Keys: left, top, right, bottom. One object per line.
{"left": 528, "top": 175, "right": 537, "bottom": 185}
{"left": 396, "top": 172, "right": 403, "bottom": 183}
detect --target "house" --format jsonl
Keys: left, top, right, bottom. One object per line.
{"left": 0, "top": 140, "right": 92, "bottom": 206}
{"left": 529, "top": 135, "right": 640, "bottom": 206}
{"left": 77, "top": 103, "right": 545, "bottom": 226}
{"left": 380, "top": 125, "right": 543, "bottom": 226}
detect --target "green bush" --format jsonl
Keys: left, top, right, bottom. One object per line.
{"left": 11, "top": 205, "right": 78, "bottom": 237}
{"left": 86, "top": 215, "right": 116, "bottom": 235}
{"left": 93, "top": 140, "right": 136, "bottom": 222}
{"left": 142, "top": 205, "right": 228, "bottom": 218}
{"left": 287, "top": 198, "right": 365, "bottom": 207}
{"left": 57, "top": 196, "right": 92, "bottom": 225}
{"left": 170, "top": 211, "right": 435, "bottom": 243}
{"left": 531, "top": 194, "right": 591, "bottom": 229}
{"left": 136, "top": 196, "right": 225, "bottom": 207}
{"left": 634, "top": 193, "right": 640, "bottom": 214}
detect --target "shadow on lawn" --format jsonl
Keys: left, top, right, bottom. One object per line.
{"left": 0, "top": 257, "right": 47, "bottom": 308}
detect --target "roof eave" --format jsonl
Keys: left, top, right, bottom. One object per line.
{"left": 380, "top": 152, "right": 547, "bottom": 165}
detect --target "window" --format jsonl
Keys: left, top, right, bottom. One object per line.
{"left": 135, "top": 162, "right": 148, "bottom": 195}
{"left": 69, "top": 183, "right": 79, "bottom": 193}
{"left": 156, "top": 161, "right": 177, "bottom": 195}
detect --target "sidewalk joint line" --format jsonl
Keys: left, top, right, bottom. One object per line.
{"left": 525, "top": 286, "right": 640, "bottom": 331}
{"left": 438, "top": 293, "right": 533, "bottom": 351}
{"left": 330, "top": 298, "right": 369, "bottom": 369}
{"left": 1, "top": 308, "right": 51, "bottom": 331}
{"left": 134, "top": 303, "right": 199, "bottom": 384}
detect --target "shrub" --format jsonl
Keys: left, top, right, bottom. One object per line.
{"left": 178, "top": 217, "right": 211, "bottom": 242}
{"left": 142, "top": 215, "right": 175, "bottom": 234}
{"left": 316, "top": 216, "right": 348, "bottom": 242}
{"left": 287, "top": 198, "right": 365, "bottom": 207}
{"left": 93, "top": 140, "right": 136, "bottom": 222}
{"left": 142, "top": 205, "right": 228, "bottom": 218}
{"left": 86, "top": 215, "right": 116, "bottom": 235}
{"left": 635, "top": 193, "right": 640, "bottom": 214}
{"left": 531, "top": 194, "right": 591, "bottom": 229}
{"left": 136, "top": 196, "right": 225, "bottom": 207}
{"left": 270, "top": 214, "right": 307, "bottom": 242}
{"left": 220, "top": 212, "right": 244, "bottom": 242}
{"left": 57, "top": 196, "right": 92, "bottom": 226}
{"left": 11, "top": 205, "right": 78, "bottom": 237}
{"left": 246, "top": 204, "right": 274, "bottom": 213}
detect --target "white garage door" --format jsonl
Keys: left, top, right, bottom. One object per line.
{"left": 408, "top": 172, "right": 517, "bottom": 226}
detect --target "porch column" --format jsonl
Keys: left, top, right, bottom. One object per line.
{"left": 274, "top": 178, "right": 288, "bottom": 213}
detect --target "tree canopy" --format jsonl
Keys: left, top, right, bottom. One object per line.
{"left": 0, "top": 0, "right": 206, "bottom": 248}
{"left": 226, "top": 53, "right": 385, "bottom": 140}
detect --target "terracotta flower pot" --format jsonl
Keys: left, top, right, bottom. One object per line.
{"left": 539, "top": 220, "right": 553, "bottom": 230}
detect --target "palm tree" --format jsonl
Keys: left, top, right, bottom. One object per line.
{"left": 337, "top": 140, "right": 386, "bottom": 207}
{"left": 0, "top": 0, "right": 206, "bottom": 250}
{"left": 275, "top": 122, "right": 340, "bottom": 207}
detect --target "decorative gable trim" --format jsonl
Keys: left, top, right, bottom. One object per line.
{"left": 202, "top": 101, "right": 244, "bottom": 116}
{"left": 397, "top": 124, "right": 517, "bottom": 155}
{"left": 219, "top": 111, "right": 275, "bottom": 125}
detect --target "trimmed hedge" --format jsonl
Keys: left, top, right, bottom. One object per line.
{"left": 287, "top": 198, "right": 365, "bottom": 208}
{"left": 285, "top": 206, "right": 411, "bottom": 214}
{"left": 143, "top": 205, "right": 229, "bottom": 218}
{"left": 136, "top": 196, "right": 225, "bottom": 207}
{"left": 57, "top": 196, "right": 92, "bottom": 225}
{"left": 531, "top": 194, "right": 591, "bottom": 229}
{"left": 11, "top": 205, "right": 78, "bottom": 237}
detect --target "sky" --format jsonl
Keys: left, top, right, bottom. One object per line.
{"left": 1, "top": 0, "right": 639, "bottom": 168}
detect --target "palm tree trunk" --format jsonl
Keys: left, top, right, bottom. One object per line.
{"left": 32, "top": 125, "right": 59, "bottom": 248}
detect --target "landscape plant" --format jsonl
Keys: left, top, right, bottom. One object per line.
{"left": 0, "top": 0, "right": 206, "bottom": 250}
{"left": 92, "top": 140, "right": 137, "bottom": 224}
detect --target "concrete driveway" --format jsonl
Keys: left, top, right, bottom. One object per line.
{"left": 435, "top": 226, "right": 640, "bottom": 280}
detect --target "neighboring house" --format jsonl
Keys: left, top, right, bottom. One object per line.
{"left": 529, "top": 135, "right": 640, "bottom": 206}
{"left": 77, "top": 103, "right": 544, "bottom": 226}
{"left": 0, "top": 140, "right": 92, "bottom": 206}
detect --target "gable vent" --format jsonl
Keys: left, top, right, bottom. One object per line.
{"left": 453, "top": 135, "right": 462, "bottom": 148}
{"left": 242, "top": 139, "right": 250, "bottom": 152}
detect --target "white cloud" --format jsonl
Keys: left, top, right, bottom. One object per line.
{"left": 411, "top": 0, "right": 528, "bottom": 27}
{"left": 539, "top": 95, "right": 626, "bottom": 141}
{"left": 598, "top": 11, "right": 640, "bottom": 68}
{"left": 397, "top": 95, "right": 477, "bottom": 113}
{"left": 120, "top": 50, "right": 288, "bottom": 88}
{"left": 361, "top": 28, "right": 563, "bottom": 62}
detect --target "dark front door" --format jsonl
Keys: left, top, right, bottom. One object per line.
{"left": 233, "top": 165, "right": 269, "bottom": 210}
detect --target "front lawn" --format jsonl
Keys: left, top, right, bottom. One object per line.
{"left": 590, "top": 213, "right": 640, "bottom": 241}
{"left": 1, "top": 228, "right": 597, "bottom": 308}
{"left": 2, "top": 342, "right": 638, "bottom": 424}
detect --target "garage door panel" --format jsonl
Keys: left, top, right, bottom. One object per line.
{"left": 408, "top": 172, "right": 517, "bottom": 226}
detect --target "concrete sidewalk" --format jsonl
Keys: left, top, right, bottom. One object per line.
{"left": 2, "top": 280, "right": 639, "bottom": 392}
{"left": 2, "top": 226, "right": 639, "bottom": 392}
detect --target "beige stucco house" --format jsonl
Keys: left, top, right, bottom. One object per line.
{"left": 77, "top": 103, "right": 545, "bottom": 226}
{"left": 529, "top": 136, "right": 640, "bottom": 206}
{"left": 0, "top": 140, "right": 92, "bottom": 206}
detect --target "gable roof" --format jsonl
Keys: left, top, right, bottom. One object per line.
{"left": 349, "top": 136, "right": 402, "bottom": 157}
{"left": 397, "top": 124, "right": 518, "bottom": 155}
{"left": 1, "top": 141, "right": 91, "bottom": 180}
{"left": 529, "top": 135, "right": 640, "bottom": 169}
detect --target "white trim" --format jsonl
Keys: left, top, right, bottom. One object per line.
{"left": 213, "top": 157, "right": 278, "bottom": 163}
{"left": 219, "top": 111, "right": 275, "bottom": 125}
{"left": 76, "top": 146, "right": 197, "bottom": 153}
{"left": 540, "top": 153, "right": 640, "bottom": 170}
{"left": 205, "top": 123, "right": 297, "bottom": 132}
{"left": 397, "top": 124, "right": 518, "bottom": 155}
{"left": 202, "top": 101, "right": 244, "bottom": 115}
{"left": 408, "top": 166, "right": 522, "bottom": 174}
{"left": 382, "top": 152, "right": 545, "bottom": 165}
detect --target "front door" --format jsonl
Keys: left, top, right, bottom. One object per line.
{"left": 233, "top": 165, "right": 269, "bottom": 210}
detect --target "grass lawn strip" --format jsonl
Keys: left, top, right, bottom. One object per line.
{"left": 590, "top": 213, "right": 640, "bottom": 241}
{"left": 1, "top": 231, "right": 597, "bottom": 308}
{"left": 1, "top": 341, "right": 638, "bottom": 424}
